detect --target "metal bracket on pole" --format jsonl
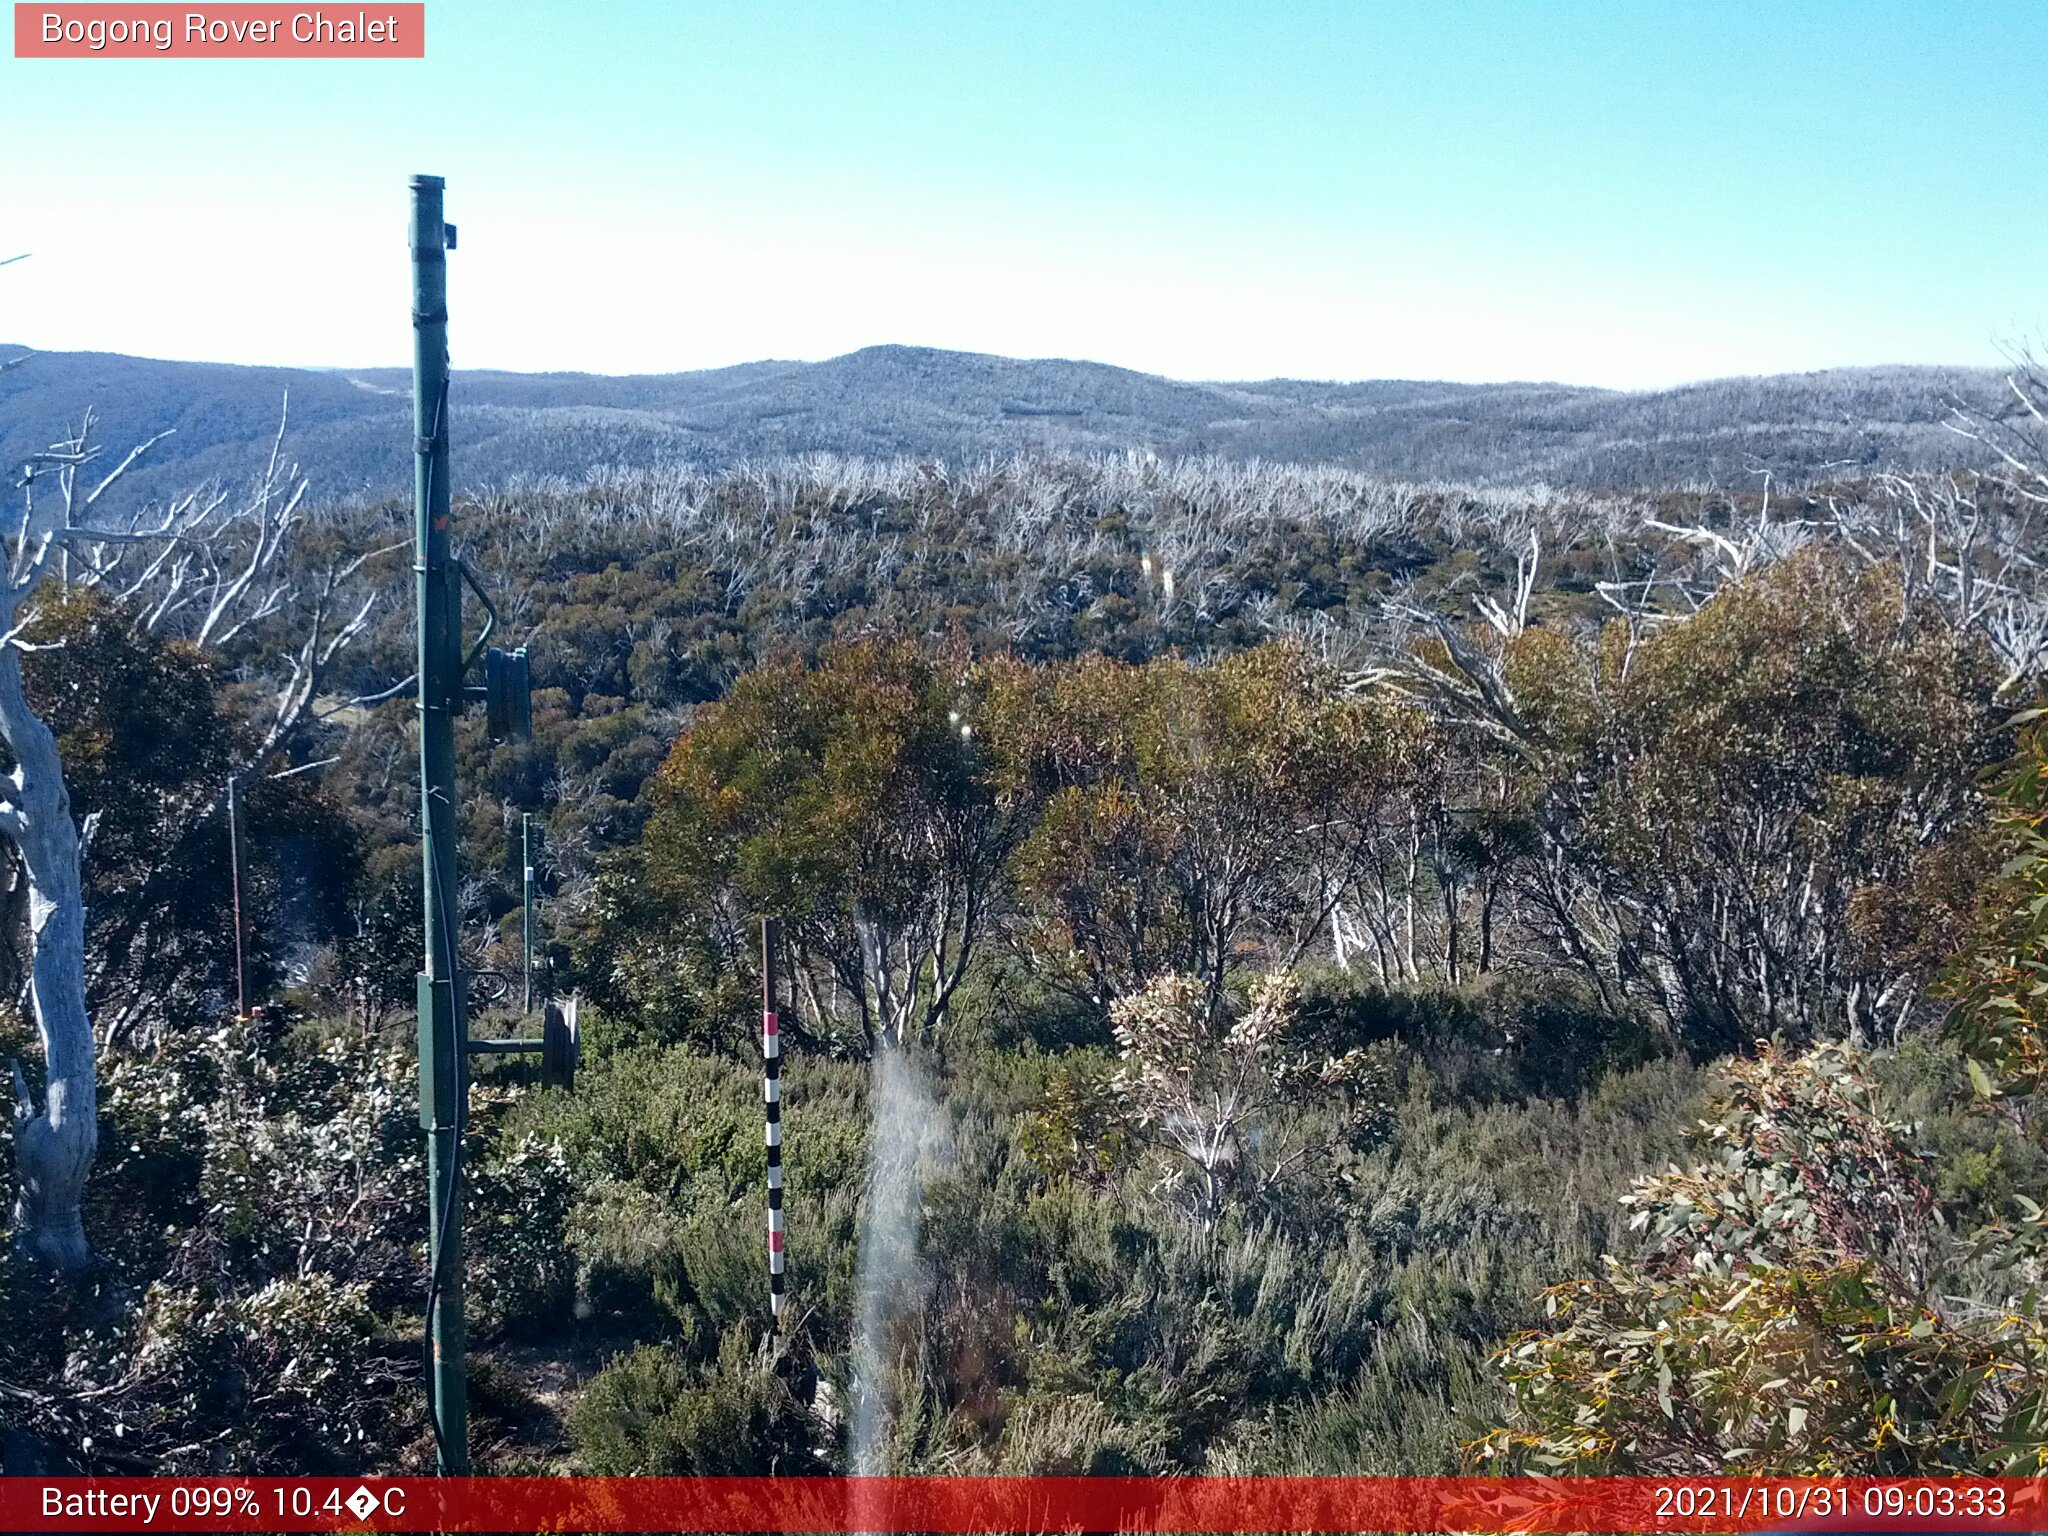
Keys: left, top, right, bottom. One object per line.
{"left": 483, "top": 645, "right": 532, "bottom": 742}
{"left": 467, "top": 998, "right": 579, "bottom": 1090}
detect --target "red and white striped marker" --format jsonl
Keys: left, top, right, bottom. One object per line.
{"left": 762, "top": 917, "right": 785, "bottom": 1319}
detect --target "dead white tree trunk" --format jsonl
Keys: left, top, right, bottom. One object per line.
{"left": 3, "top": 397, "right": 390, "bottom": 1268}
{"left": 2, "top": 430, "right": 110, "bottom": 1268}
{"left": 1, "top": 633, "right": 93, "bottom": 1268}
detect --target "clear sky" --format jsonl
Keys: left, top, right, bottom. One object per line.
{"left": 2, "top": 0, "right": 2042, "bottom": 387}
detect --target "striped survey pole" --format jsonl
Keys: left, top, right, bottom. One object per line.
{"left": 762, "top": 916, "right": 786, "bottom": 1320}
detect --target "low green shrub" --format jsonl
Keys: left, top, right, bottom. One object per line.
{"left": 571, "top": 1326, "right": 825, "bottom": 1474}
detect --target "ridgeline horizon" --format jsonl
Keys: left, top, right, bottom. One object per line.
{"left": 0, "top": 339, "right": 2016, "bottom": 507}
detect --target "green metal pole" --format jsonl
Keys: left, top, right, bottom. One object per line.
{"left": 522, "top": 812, "right": 535, "bottom": 1014}
{"left": 411, "top": 172, "right": 468, "bottom": 1475}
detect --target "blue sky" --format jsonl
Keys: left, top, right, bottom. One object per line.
{"left": 2, "top": 0, "right": 2042, "bottom": 386}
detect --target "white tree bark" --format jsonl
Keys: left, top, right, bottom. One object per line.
{"left": 1, "top": 638, "right": 94, "bottom": 1269}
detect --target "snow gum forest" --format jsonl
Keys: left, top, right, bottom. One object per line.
{"left": 9, "top": 352, "right": 2048, "bottom": 1477}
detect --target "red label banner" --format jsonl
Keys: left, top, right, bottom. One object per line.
{"left": 13, "top": 5, "right": 424, "bottom": 58}
{"left": 3, "top": 1476, "right": 2045, "bottom": 1533}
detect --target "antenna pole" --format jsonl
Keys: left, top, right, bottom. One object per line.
{"left": 227, "top": 773, "right": 248, "bottom": 1021}
{"left": 763, "top": 916, "right": 785, "bottom": 1321}
{"left": 411, "top": 171, "right": 469, "bottom": 1475}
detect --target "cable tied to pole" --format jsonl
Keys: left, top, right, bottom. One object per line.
{"left": 422, "top": 824, "right": 468, "bottom": 1473}
{"left": 416, "top": 354, "right": 463, "bottom": 1474}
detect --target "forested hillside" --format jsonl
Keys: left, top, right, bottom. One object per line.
{"left": 0, "top": 342, "right": 2010, "bottom": 513}
{"left": 6, "top": 390, "right": 2048, "bottom": 1476}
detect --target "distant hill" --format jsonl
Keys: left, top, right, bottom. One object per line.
{"left": 0, "top": 342, "right": 2010, "bottom": 512}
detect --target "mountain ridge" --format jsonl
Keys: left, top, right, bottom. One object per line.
{"left": 0, "top": 341, "right": 2007, "bottom": 509}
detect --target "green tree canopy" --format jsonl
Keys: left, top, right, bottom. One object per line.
{"left": 596, "top": 637, "right": 1029, "bottom": 1052}
{"left": 1005, "top": 643, "right": 1430, "bottom": 1015}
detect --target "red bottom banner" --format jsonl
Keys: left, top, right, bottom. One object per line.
{"left": 6, "top": 1475, "right": 2046, "bottom": 1534}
